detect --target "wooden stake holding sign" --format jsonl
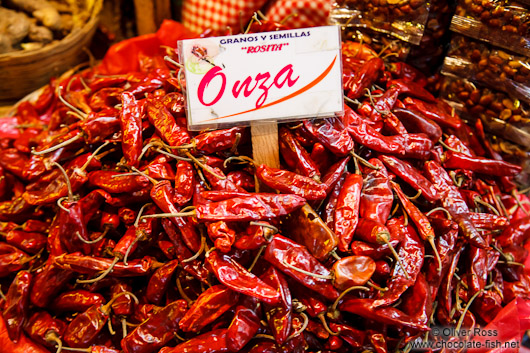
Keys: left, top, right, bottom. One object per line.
{"left": 251, "top": 122, "right": 279, "bottom": 191}
{"left": 178, "top": 26, "right": 343, "bottom": 189}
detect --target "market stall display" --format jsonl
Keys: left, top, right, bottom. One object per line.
{"left": 0, "top": 6, "right": 529, "bottom": 353}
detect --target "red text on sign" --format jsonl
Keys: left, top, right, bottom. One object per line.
{"left": 197, "top": 64, "right": 299, "bottom": 109}
{"left": 241, "top": 43, "right": 288, "bottom": 54}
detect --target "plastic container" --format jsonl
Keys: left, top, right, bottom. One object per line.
{"left": 406, "top": 0, "right": 455, "bottom": 73}
{"left": 441, "top": 74, "right": 530, "bottom": 147}
{"left": 329, "top": 0, "right": 431, "bottom": 45}
{"left": 450, "top": 0, "right": 530, "bottom": 56}
{"left": 442, "top": 35, "right": 530, "bottom": 104}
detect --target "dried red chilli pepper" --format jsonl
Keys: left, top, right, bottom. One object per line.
{"left": 282, "top": 204, "right": 338, "bottom": 261}
{"left": 424, "top": 160, "right": 488, "bottom": 249}
{"left": 20, "top": 220, "right": 49, "bottom": 233}
{"left": 310, "top": 142, "right": 333, "bottom": 175}
{"left": 339, "top": 298, "right": 428, "bottom": 331}
{"left": 393, "top": 107, "right": 442, "bottom": 143}
{"left": 206, "top": 221, "right": 236, "bottom": 252}
{"left": 255, "top": 164, "right": 326, "bottom": 200}
{"left": 439, "top": 246, "right": 464, "bottom": 314}
{"left": 320, "top": 156, "right": 349, "bottom": 195}
{"left": 159, "top": 328, "right": 229, "bottom": 353}
{"left": 0, "top": 197, "right": 39, "bottom": 224}
{"left": 178, "top": 284, "right": 239, "bottom": 333}
{"left": 53, "top": 200, "right": 92, "bottom": 255}
{"left": 403, "top": 97, "right": 462, "bottom": 130}
{"left": 118, "top": 207, "right": 136, "bottom": 226}
{"left": 119, "top": 91, "right": 143, "bottom": 167}
{"left": 160, "top": 219, "right": 209, "bottom": 282}
{"left": 127, "top": 71, "right": 166, "bottom": 97}
{"left": 23, "top": 151, "right": 101, "bottom": 205}
{"left": 0, "top": 149, "right": 32, "bottom": 180}
{"left": 78, "top": 189, "right": 111, "bottom": 223}
{"left": 382, "top": 111, "right": 407, "bottom": 136}
{"left": 373, "top": 260, "right": 391, "bottom": 279}
{"left": 328, "top": 322, "right": 365, "bottom": 348}
{"left": 143, "top": 157, "right": 175, "bottom": 180}
{"left": 350, "top": 239, "right": 399, "bottom": 260}
{"left": 399, "top": 273, "right": 432, "bottom": 327}
{"left": 334, "top": 173, "right": 363, "bottom": 252}
{"left": 23, "top": 311, "right": 66, "bottom": 350}
{"left": 325, "top": 173, "right": 346, "bottom": 230}
{"left": 366, "top": 86, "right": 400, "bottom": 122}
{"left": 302, "top": 117, "right": 354, "bottom": 157}
{"left": 473, "top": 290, "right": 503, "bottom": 324}
{"left": 387, "top": 62, "right": 427, "bottom": 85}
{"left": 345, "top": 107, "right": 433, "bottom": 160}
{"left": 468, "top": 212, "right": 508, "bottom": 230}
{"left": 54, "top": 253, "right": 156, "bottom": 277}
{"left": 88, "top": 171, "right": 150, "bottom": 193}
{"left": 332, "top": 255, "right": 376, "bottom": 290}
{"left": 3, "top": 270, "right": 32, "bottom": 342}
{"left": 468, "top": 241, "right": 489, "bottom": 296}
{"left": 233, "top": 222, "right": 269, "bottom": 251}
{"left": 192, "top": 127, "right": 245, "bottom": 154}
{"left": 146, "top": 259, "right": 179, "bottom": 305}
{"left": 443, "top": 151, "right": 522, "bottom": 177}
{"left": 0, "top": 312, "right": 49, "bottom": 353}
{"left": 226, "top": 170, "right": 255, "bottom": 192}
{"left": 14, "top": 128, "right": 41, "bottom": 154}
{"left": 206, "top": 249, "right": 280, "bottom": 304}
{"left": 50, "top": 290, "right": 105, "bottom": 313}
{"left": 150, "top": 180, "right": 201, "bottom": 252}
{"left": 30, "top": 260, "right": 73, "bottom": 307}
{"left": 345, "top": 57, "right": 384, "bottom": 99}
{"left": 360, "top": 158, "right": 393, "bottom": 225}
{"left": 260, "top": 266, "right": 292, "bottom": 345}
{"left": 423, "top": 235, "right": 456, "bottom": 299}
{"left": 0, "top": 243, "right": 32, "bottom": 277}
{"left": 264, "top": 234, "right": 339, "bottom": 300}
{"left": 497, "top": 216, "right": 530, "bottom": 247}
{"left": 2, "top": 230, "right": 46, "bottom": 255}
{"left": 474, "top": 119, "right": 516, "bottom": 192}
{"left": 205, "top": 167, "right": 245, "bottom": 193}
{"left": 63, "top": 291, "right": 137, "bottom": 348}
{"left": 378, "top": 154, "right": 439, "bottom": 202}
{"left": 110, "top": 281, "right": 134, "bottom": 316}
{"left": 88, "top": 75, "right": 127, "bottom": 92}
{"left": 173, "top": 160, "right": 195, "bottom": 206}
{"left": 388, "top": 79, "right": 436, "bottom": 103}
{"left": 372, "top": 217, "right": 424, "bottom": 307}
{"left": 195, "top": 193, "right": 306, "bottom": 222}
{"left": 89, "top": 87, "right": 122, "bottom": 111}
{"left": 146, "top": 98, "right": 190, "bottom": 147}
{"left": 81, "top": 109, "right": 121, "bottom": 144}
{"left": 279, "top": 127, "right": 320, "bottom": 179}
{"left": 112, "top": 205, "right": 158, "bottom": 260}
{"left": 391, "top": 181, "right": 441, "bottom": 269}
{"left": 226, "top": 304, "right": 260, "bottom": 351}
{"left": 121, "top": 299, "right": 188, "bottom": 353}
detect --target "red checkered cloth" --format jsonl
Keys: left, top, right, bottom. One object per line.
{"left": 182, "top": 0, "right": 330, "bottom": 33}
{"left": 265, "top": 0, "right": 331, "bottom": 29}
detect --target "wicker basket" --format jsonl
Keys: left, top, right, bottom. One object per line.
{"left": 0, "top": 0, "right": 102, "bottom": 103}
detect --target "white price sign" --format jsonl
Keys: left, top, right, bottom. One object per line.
{"left": 179, "top": 26, "right": 344, "bottom": 130}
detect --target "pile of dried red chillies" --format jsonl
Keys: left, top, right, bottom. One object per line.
{"left": 0, "top": 21, "right": 530, "bottom": 353}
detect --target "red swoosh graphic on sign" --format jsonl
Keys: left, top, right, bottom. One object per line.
{"left": 204, "top": 55, "right": 338, "bottom": 122}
